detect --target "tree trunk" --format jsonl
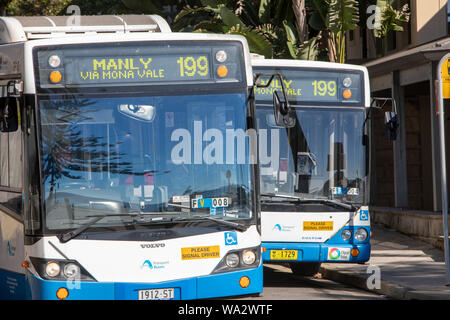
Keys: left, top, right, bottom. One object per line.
{"left": 321, "top": 30, "right": 337, "bottom": 63}
{"left": 292, "top": 0, "right": 307, "bottom": 44}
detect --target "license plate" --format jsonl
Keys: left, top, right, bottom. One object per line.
{"left": 270, "top": 249, "right": 298, "bottom": 260}
{"left": 138, "top": 288, "right": 175, "bottom": 300}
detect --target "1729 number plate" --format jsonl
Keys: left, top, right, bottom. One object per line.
{"left": 270, "top": 250, "right": 298, "bottom": 260}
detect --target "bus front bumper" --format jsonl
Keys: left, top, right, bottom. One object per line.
{"left": 25, "top": 265, "right": 263, "bottom": 300}
{"left": 262, "top": 242, "right": 370, "bottom": 264}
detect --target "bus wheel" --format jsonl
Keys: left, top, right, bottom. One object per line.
{"left": 289, "top": 262, "right": 321, "bottom": 276}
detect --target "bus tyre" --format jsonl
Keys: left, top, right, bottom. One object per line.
{"left": 289, "top": 262, "right": 321, "bottom": 276}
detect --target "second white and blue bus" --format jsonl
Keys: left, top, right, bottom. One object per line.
{"left": 252, "top": 58, "right": 372, "bottom": 275}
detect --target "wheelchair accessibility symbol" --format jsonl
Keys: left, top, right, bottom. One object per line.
{"left": 360, "top": 210, "right": 369, "bottom": 221}
{"left": 224, "top": 232, "right": 238, "bottom": 246}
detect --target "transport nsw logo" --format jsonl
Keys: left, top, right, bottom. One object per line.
{"left": 141, "top": 259, "right": 168, "bottom": 270}
{"left": 272, "top": 224, "right": 295, "bottom": 232}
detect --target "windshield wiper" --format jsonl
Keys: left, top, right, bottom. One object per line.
{"left": 57, "top": 213, "right": 138, "bottom": 243}
{"left": 203, "top": 215, "right": 249, "bottom": 232}
{"left": 313, "top": 198, "right": 357, "bottom": 211}
{"left": 57, "top": 212, "right": 174, "bottom": 243}
{"left": 260, "top": 193, "right": 357, "bottom": 211}
{"left": 174, "top": 215, "right": 249, "bottom": 232}
{"left": 261, "top": 193, "right": 302, "bottom": 201}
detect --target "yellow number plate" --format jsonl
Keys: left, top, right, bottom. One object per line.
{"left": 270, "top": 250, "right": 298, "bottom": 260}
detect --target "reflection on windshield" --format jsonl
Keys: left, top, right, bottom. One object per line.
{"left": 256, "top": 106, "right": 366, "bottom": 205}
{"left": 39, "top": 93, "right": 253, "bottom": 230}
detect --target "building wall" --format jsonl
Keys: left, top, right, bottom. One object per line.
{"left": 346, "top": 27, "right": 363, "bottom": 62}
{"left": 410, "top": 0, "right": 447, "bottom": 46}
{"left": 404, "top": 93, "right": 433, "bottom": 210}
{"left": 346, "top": 0, "right": 448, "bottom": 63}
{"left": 371, "top": 83, "right": 434, "bottom": 211}
{"left": 372, "top": 105, "right": 395, "bottom": 207}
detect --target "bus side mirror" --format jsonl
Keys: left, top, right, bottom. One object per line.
{"left": 273, "top": 90, "right": 296, "bottom": 128}
{"left": 385, "top": 111, "right": 398, "bottom": 141}
{"left": 7, "top": 80, "right": 23, "bottom": 98}
{"left": 370, "top": 97, "right": 398, "bottom": 141}
{"left": 253, "top": 72, "right": 296, "bottom": 129}
{"left": 0, "top": 97, "right": 19, "bottom": 132}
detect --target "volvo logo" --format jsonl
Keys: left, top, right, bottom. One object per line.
{"left": 140, "top": 243, "right": 165, "bottom": 249}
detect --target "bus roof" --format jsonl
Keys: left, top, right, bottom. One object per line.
{"left": 251, "top": 58, "right": 368, "bottom": 73}
{"left": 0, "top": 15, "right": 171, "bottom": 44}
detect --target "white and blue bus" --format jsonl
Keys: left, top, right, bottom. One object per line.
{"left": 252, "top": 58, "right": 372, "bottom": 275}
{"left": 0, "top": 15, "right": 267, "bottom": 300}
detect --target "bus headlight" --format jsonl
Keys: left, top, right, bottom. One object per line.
{"left": 45, "top": 261, "right": 61, "bottom": 277}
{"left": 355, "top": 228, "right": 368, "bottom": 241}
{"left": 212, "top": 246, "right": 261, "bottom": 274}
{"left": 30, "top": 257, "right": 96, "bottom": 281}
{"left": 242, "top": 249, "right": 256, "bottom": 265}
{"left": 226, "top": 253, "right": 240, "bottom": 268}
{"left": 63, "top": 263, "right": 80, "bottom": 278}
{"left": 341, "top": 229, "right": 352, "bottom": 241}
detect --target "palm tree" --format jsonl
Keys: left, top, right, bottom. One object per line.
{"left": 174, "top": 0, "right": 362, "bottom": 63}
{"left": 372, "top": 0, "right": 410, "bottom": 57}
{"left": 305, "top": 0, "right": 359, "bottom": 63}
{"left": 173, "top": 0, "right": 284, "bottom": 58}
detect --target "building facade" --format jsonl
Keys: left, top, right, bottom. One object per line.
{"left": 346, "top": 0, "right": 450, "bottom": 248}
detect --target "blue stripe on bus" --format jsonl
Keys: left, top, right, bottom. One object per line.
{"left": 262, "top": 242, "right": 370, "bottom": 263}
{"left": 24, "top": 264, "right": 263, "bottom": 300}
{"left": 262, "top": 226, "right": 371, "bottom": 263}
{"left": 0, "top": 268, "right": 27, "bottom": 300}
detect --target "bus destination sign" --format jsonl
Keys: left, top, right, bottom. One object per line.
{"left": 254, "top": 67, "right": 363, "bottom": 106}
{"left": 36, "top": 41, "right": 244, "bottom": 89}
{"left": 66, "top": 54, "right": 211, "bottom": 84}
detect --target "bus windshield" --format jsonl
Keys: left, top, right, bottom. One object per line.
{"left": 39, "top": 92, "right": 254, "bottom": 231}
{"left": 256, "top": 106, "right": 366, "bottom": 206}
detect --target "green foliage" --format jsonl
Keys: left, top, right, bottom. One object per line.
{"left": 329, "top": 0, "right": 359, "bottom": 63}
{"left": 229, "top": 24, "right": 273, "bottom": 58}
{"left": 297, "top": 36, "right": 320, "bottom": 60}
{"left": 174, "top": 0, "right": 312, "bottom": 59}
{"left": 3, "top": 0, "right": 170, "bottom": 16}
{"left": 373, "top": 0, "right": 409, "bottom": 37}
{"left": 4, "top": 0, "right": 139, "bottom": 15}
{"left": 303, "top": 0, "right": 359, "bottom": 63}
{"left": 373, "top": 0, "right": 410, "bottom": 56}
{"left": 6, "top": 0, "right": 71, "bottom": 15}
{"left": 174, "top": 0, "right": 278, "bottom": 58}
{"left": 4, "top": 0, "right": 408, "bottom": 63}
{"left": 328, "top": 0, "right": 359, "bottom": 34}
